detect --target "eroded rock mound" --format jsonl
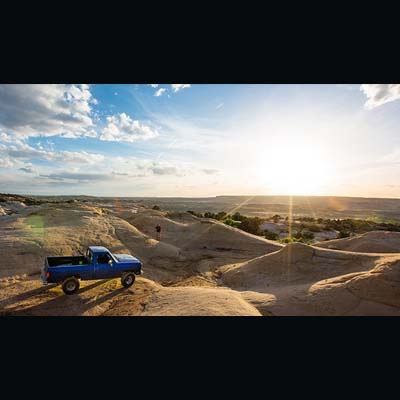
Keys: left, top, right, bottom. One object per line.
{"left": 221, "top": 242, "right": 383, "bottom": 290}
{"left": 308, "top": 258, "right": 400, "bottom": 315}
{"left": 316, "top": 231, "right": 400, "bottom": 253}
{"left": 125, "top": 208, "right": 282, "bottom": 256}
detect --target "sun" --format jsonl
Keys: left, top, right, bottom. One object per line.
{"left": 256, "top": 145, "right": 329, "bottom": 195}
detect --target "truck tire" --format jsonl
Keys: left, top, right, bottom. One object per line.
{"left": 121, "top": 273, "right": 135, "bottom": 288}
{"left": 62, "top": 277, "right": 80, "bottom": 295}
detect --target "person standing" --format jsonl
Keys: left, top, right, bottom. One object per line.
{"left": 155, "top": 224, "right": 161, "bottom": 241}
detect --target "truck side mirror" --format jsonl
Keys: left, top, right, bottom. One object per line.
{"left": 108, "top": 260, "right": 113, "bottom": 266}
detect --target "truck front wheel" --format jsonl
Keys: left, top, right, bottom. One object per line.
{"left": 121, "top": 273, "right": 135, "bottom": 288}
{"left": 62, "top": 277, "right": 80, "bottom": 295}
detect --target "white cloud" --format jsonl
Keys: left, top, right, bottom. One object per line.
{"left": 40, "top": 172, "right": 112, "bottom": 182}
{"left": 19, "top": 164, "right": 36, "bottom": 173}
{"left": 0, "top": 84, "right": 97, "bottom": 138}
{"left": 149, "top": 84, "right": 159, "bottom": 88}
{"left": 151, "top": 166, "right": 179, "bottom": 175}
{"left": 154, "top": 88, "right": 166, "bottom": 97}
{"left": 361, "top": 84, "right": 400, "bottom": 109}
{"left": 112, "top": 171, "right": 129, "bottom": 176}
{"left": 82, "top": 130, "right": 98, "bottom": 138}
{"left": 0, "top": 141, "right": 104, "bottom": 167}
{"left": 99, "top": 112, "right": 158, "bottom": 143}
{"left": 59, "top": 151, "right": 104, "bottom": 164}
{"left": 202, "top": 168, "right": 219, "bottom": 175}
{"left": 0, "top": 155, "right": 13, "bottom": 167}
{"left": 171, "top": 84, "right": 191, "bottom": 92}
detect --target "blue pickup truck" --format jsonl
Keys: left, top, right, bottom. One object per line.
{"left": 41, "top": 246, "right": 143, "bottom": 295}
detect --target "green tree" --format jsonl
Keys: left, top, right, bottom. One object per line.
{"left": 338, "top": 230, "right": 350, "bottom": 238}
{"left": 224, "top": 218, "right": 241, "bottom": 228}
{"left": 264, "top": 230, "right": 279, "bottom": 240}
{"left": 239, "top": 217, "right": 263, "bottom": 235}
{"left": 216, "top": 211, "right": 227, "bottom": 220}
{"left": 271, "top": 214, "right": 281, "bottom": 223}
{"left": 232, "top": 212, "right": 244, "bottom": 221}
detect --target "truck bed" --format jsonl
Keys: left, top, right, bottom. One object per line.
{"left": 46, "top": 256, "right": 88, "bottom": 267}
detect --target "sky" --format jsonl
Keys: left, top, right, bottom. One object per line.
{"left": 1, "top": 83, "right": 400, "bottom": 198}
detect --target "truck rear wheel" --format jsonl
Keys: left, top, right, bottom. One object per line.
{"left": 121, "top": 273, "right": 135, "bottom": 288}
{"left": 62, "top": 277, "right": 80, "bottom": 295}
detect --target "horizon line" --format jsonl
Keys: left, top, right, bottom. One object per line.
{"left": 4, "top": 193, "right": 400, "bottom": 201}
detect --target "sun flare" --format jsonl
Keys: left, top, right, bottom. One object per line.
{"left": 257, "top": 145, "right": 329, "bottom": 195}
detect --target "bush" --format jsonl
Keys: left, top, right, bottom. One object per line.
{"left": 264, "top": 230, "right": 279, "bottom": 240}
{"left": 301, "top": 231, "right": 314, "bottom": 240}
{"left": 338, "top": 230, "right": 350, "bottom": 238}
{"left": 238, "top": 217, "right": 263, "bottom": 235}
{"left": 187, "top": 210, "right": 203, "bottom": 217}
{"left": 280, "top": 237, "right": 297, "bottom": 244}
{"left": 280, "top": 236, "right": 310, "bottom": 244}
{"left": 232, "top": 212, "right": 245, "bottom": 221}
{"left": 308, "top": 224, "right": 322, "bottom": 232}
{"left": 224, "top": 218, "right": 241, "bottom": 228}
{"left": 216, "top": 211, "right": 227, "bottom": 220}
{"left": 270, "top": 214, "right": 281, "bottom": 223}
{"left": 152, "top": 205, "right": 161, "bottom": 210}
{"left": 204, "top": 211, "right": 215, "bottom": 219}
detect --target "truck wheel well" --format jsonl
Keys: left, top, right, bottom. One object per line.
{"left": 63, "top": 275, "right": 81, "bottom": 281}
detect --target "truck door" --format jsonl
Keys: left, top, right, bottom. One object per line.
{"left": 81, "top": 249, "right": 94, "bottom": 280}
{"left": 94, "top": 253, "right": 114, "bottom": 279}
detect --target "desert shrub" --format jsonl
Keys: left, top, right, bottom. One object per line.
{"left": 270, "top": 214, "right": 281, "bottom": 223}
{"left": 224, "top": 218, "right": 241, "bottom": 228}
{"left": 216, "top": 211, "right": 227, "bottom": 220}
{"left": 232, "top": 212, "right": 245, "bottom": 221}
{"left": 280, "top": 237, "right": 296, "bottom": 244}
{"left": 264, "top": 230, "right": 279, "bottom": 240}
{"left": 23, "top": 197, "right": 42, "bottom": 206}
{"left": 187, "top": 210, "right": 203, "bottom": 217}
{"left": 382, "top": 223, "right": 400, "bottom": 232}
{"left": 307, "top": 224, "right": 322, "bottom": 232}
{"left": 338, "top": 230, "right": 351, "bottom": 238}
{"left": 301, "top": 231, "right": 314, "bottom": 240}
{"left": 204, "top": 211, "right": 215, "bottom": 219}
{"left": 238, "top": 217, "right": 263, "bottom": 235}
{"left": 152, "top": 205, "right": 161, "bottom": 210}
{"left": 280, "top": 236, "right": 312, "bottom": 244}
{"left": 293, "top": 230, "right": 314, "bottom": 241}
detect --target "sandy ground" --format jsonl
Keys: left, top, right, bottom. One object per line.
{"left": 0, "top": 276, "right": 260, "bottom": 316}
{"left": 0, "top": 203, "right": 399, "bottom": 316}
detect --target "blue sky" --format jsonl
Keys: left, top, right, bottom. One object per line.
{"left": 1, "top": 83, "right": 400, "bottom": 197}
